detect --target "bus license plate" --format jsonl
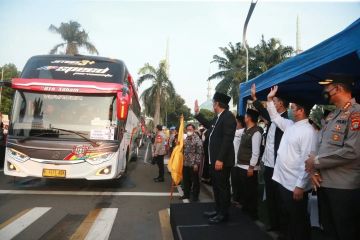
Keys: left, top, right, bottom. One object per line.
{"left": 42, "top": 169, "right": 66, "bottom": 178}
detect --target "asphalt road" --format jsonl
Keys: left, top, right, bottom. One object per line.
{"left": 0, "top": 143, "right": 213, "bottom": 240}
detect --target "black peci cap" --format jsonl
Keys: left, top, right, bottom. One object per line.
{"left": 290, "top": 96, "right": 314, "bottom": 113}
{"left": 246, "top": 108, "right": 259, "bottom": 122}
{"left": 213, "top": 92, "right": 231, "bottom": 105}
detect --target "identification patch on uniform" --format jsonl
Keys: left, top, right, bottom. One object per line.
{"left": 332, "top": 134, "right": 341, "bottom": 141}
{"left": 336, "top": 120, "right": 347, "bottom": 124}
{"left": 350, "top": 112, "right": 360, "bottom": 131}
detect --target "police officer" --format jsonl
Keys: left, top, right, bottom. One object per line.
{"left": 153, "top": 124, "right": 167, "bottom": 182}
{"left": 305, "top": 74, "right": 360, "bottom": 240}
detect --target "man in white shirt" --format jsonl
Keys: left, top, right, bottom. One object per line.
{"left": 237, "top": 109, "right": 263, "bottom": 220}
{"left": 267, "top": 86, "right": 317, "bottom": 240}
{"left": 231, "top": 115, "right": 245, "bottom": 206}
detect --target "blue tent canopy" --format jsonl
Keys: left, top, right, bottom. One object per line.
{"left": 238, "top": 18, "right": 360, "bottom": 115}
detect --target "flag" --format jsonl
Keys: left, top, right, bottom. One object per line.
{"left": 167, "top": 115, "right": 184, "bottom": 185}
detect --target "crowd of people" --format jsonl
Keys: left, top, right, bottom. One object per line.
{"left": 150, "top": 73, "right": 359, "bottom": 240}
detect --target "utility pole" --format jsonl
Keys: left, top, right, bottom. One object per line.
{"left": 0, "top": 67, "right": 4, "bottom": 110}
{"left": 296, "top": 15, "right": 303, "bottom": 55}
{"left": 243, "top": 0, "right": 258, "bottom": 81}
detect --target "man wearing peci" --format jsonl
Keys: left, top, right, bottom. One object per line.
{"left": 267, "top": 86, "right": 317, "bottom": 240}
{"left": 194, "top": 92, "right": 236, "bottom": 224}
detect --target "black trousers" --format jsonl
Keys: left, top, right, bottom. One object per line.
{"left": 318, "top": 187, "right": 360, "bottom": 240}
{"left": 264, "top": 166, "right": 281, "bottom": 229}
{"left": 202, "top": 144, "right": 210, "bottom": 179}
{"left": 182, "top": 166, "right": 200, "bottom": 199}
{"left": 278, "top": 184, "right": 311, "bottom": 240}
{"left": 0, "top": 146, "right": 5, "bottom": 168}
{"left": 238, "top": 168, "right": 258, "bottom": 220}
{"left": 211, "top": 165, "right": 231, "bottom": 216}
{"left": 231, "top": 167, "right": 243, "bottom": 204}
{"left": 154, "top": 155, "right": 164, "bottom": 178}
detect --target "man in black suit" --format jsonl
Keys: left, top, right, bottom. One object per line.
{"left": 194, "top": 92, "right": 236, "bottom": 224}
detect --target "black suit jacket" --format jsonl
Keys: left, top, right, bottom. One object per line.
{"left": 195, "top": 109, "right": 236, "bottom": 167}
{"left": 253, "top": 100, "right": 288, "bottom": 161}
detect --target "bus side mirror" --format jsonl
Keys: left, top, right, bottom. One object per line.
{"left": 117, "top": 91, "right": 130, "bottom": 121}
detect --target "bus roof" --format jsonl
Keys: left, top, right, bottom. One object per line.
{"left": 21, "top": 55, "right": 129, "bottom": 84}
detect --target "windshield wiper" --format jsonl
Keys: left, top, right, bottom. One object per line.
{"left": 50, "top": 126, "right": 100, "bottom": 147}
{"left": 18, "top": 132, "right": 70, "bottom": 143}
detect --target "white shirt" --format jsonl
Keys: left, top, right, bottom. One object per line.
{"left": 237, "top": 128, "right": 262, "bottom": 171}
{"left": 262, "top": 122, "right": 276, "bottom": 168}
{"left": 208, "top": 110, "right": 224, "bottom": 164}
{"left": 267, "top": 101, "right": 317, "bottom": 192}
{"left": 261, "top": 110, "right": 285, "bottom": 168}
{"left": 233, "top": 128, "right": 244, "bottom": 165}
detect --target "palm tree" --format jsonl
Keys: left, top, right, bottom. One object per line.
{"left": 208, "top": 42, "right": 248, "bottom": 105}
{"left": 251, "top": 36, "right": 294, "bottom": 76}
{"left": 137, "top": 60, "right": 175, "bottom": 125}
{"left": 48, "top": 21, "right": 99, "bottom": 55}
{"left": 209, "top": 37, "right": 294, "bottom": 105}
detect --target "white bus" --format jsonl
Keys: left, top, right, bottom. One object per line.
{"left": 2, "top": 55, "right": 142, "bottom": 180}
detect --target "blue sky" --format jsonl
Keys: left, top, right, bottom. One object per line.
{"left": 1, "top": 0, "right": 359, "bottom": 109}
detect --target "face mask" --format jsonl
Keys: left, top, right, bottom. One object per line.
{"left": 287, "top": 109, "right": 295, "bottom": 121}
{"left": 322, "top": 86, "right": 337, "bottom": 104}
{"left": 322, "top": 90, "right": 331, "bottom": 104}
{"left": 187, "top": 132, "right": 194, "bottom": 137}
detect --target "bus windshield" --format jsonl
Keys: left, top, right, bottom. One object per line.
{"left": 9, "top": 91, "right": 119, "bottom": 141}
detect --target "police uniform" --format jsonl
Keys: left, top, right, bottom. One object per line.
{"left": 315, "top": 76, "right": 360, "bottom": 240}
{"left": 153, "top": 130, "right": 167, "bottom": 181}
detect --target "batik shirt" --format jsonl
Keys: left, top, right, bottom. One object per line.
{"left": 184, "top": 134, "right": 204, "bottom": 167}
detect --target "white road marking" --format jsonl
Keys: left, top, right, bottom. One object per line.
{"left": 176, "top": 185, "right": 189, "bottom": 203}
{"left": 85, "top": 208, "right": 118, "bottom": 240}
{"left": 0, "top": 189, "right": 180, "bottom": 197}
{"left": 0, "top": 207, "right": 51, "bottom": 240}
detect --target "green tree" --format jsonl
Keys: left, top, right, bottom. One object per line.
{"left": 0, "top": 63, "right": 20, "bottom": 114}
{"left": 49, "top": 21, "right": 98, "bottom": 55}
{"left": 251, "top": 36, "right": 294, "bottom": 76}
{"left": 208, "top": 42, "right": 248, "bottom": 105}
{"left": 199, "top": 109, "right": 215, "bottom": 122}
{"left": 137, "top": 60, "right": 175, "bottom": 125}
{"left": 209, "top": 37, "right": 294, "bottom": 106}
{"left": 165, "top": 94, "right": 192, "bottom": 127}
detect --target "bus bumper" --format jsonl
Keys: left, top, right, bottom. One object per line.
{"left": 3, "top": 150, "right": 124, "bottom": 180}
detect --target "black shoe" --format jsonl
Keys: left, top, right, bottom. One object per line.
{"left": 153, "top": 177, "right": 160, "bottom": 181}
{"left": 208, "top": 214, "right": 228, "bottom": 224}
{"left": 179, "top": 196, "right": 189, "bottom": 200}
{"left": 203, "top": 211, "right": 217, "bottom": 218}
{"left": 154, "top": 178, "right": 164, "bottom": 182}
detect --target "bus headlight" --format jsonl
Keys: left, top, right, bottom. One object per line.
{"left": 8, "top": 148, "right": 30, "bottom": 162}
{"left": 86, "top": 152, "right": 115, "bottom": 165}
